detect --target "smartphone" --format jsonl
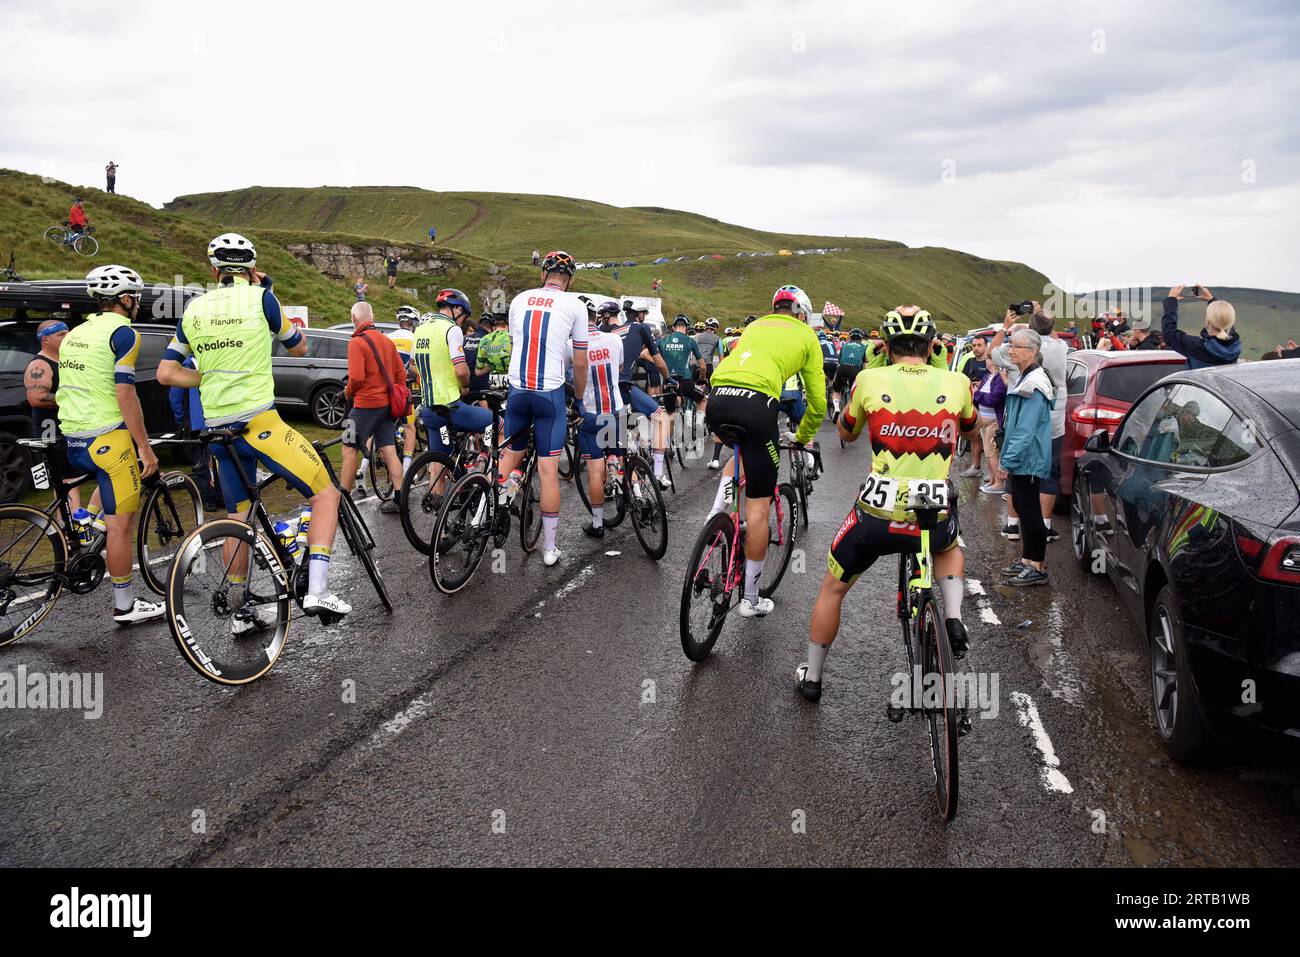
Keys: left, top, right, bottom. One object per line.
{"left": 1186, "top": 285, "right": 1201, "bottom": 298}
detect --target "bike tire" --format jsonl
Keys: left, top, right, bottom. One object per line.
{"left": 369, "top": 450, "right": 395, "bottom": 502}
{"left": 429, "top": 472, "right": 493, "bottom": 594}
{"left": 918, "top": 589, "right": 959, "bottom": 821}
{"left": 759, "top": 483, "right": 797, "bottom": 599}
{"left": 399, "top": 450, "right": 457, "bottom": 555}
{"left": 166, "top": 519, "right": 291, "bottom": 686}
{"left": 0, "top": 504, "right": 68, "bottom": 647}
{"left": 44, "top": 226, "right": 65, "bottom": 247}
{"left": 338, "top": 490, "right": 392, "bottom": 613}
{"left": 626, "top": 455, "right": 668, "bottom": 560}
{"left": 558, "top": 433, "right": 577, "bottom": 481}
{"left": 137, "top": 472, "right": 204, "bottom": 596}
{"left": 679, "top": 511, "right": 735, "bottom": 662}
{"left": 519, "top": 456, "right": 543, "bottom": 553}
{"left": 74, "top": 235, "right": 98, "bottom": 257}
{"left": 574, "top": 454, "right": 592, "bottom": 514}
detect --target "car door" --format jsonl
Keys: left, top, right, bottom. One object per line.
{"left": 272, "top": 334, "right": 317, "bottom": 407}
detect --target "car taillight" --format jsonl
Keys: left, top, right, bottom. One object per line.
{"left": 1260, "top": 539, "right": 1300, "bottom": 583}
{"left": 1071, "top": 405, "right": 1126, "bottom": 425}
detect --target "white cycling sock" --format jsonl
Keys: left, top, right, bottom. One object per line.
{"left": 653, "top": 450, "right": 665, "bottom": 476}
{"left": 592, "top": 505, "right": 603, "bottom": 529}
{"left": 111, "top": 575, "right": 133, "bottom": 612}
{"left": 804, "top": 641, "right": 830, "bottom": 682}
{"left": 744, "top": 559, "right": 763, "bottom": 604}
{"left": 709, "top": 476, "right": 732, "bottom": 517}
{"left": 542, "top": 513, "right": 559, "bottom": 552}
{"left": 1006, "top": 516, "right": 1020, "bottom": 527}
{"left": 938, "top": 575, "right": 964, "bottom": 620}
{"left": 307, "top": 546, "right": 331, "bottom": 596}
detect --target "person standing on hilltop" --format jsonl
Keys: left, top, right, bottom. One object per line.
{"left": 428, "top": 226, "right": 437, "bottom": 245}
{"left": 385, "top": 253, "right": 400, "bottom": 289}
{"left": 105, "top": 162, "right": 118, "bottom": 194}
{"left": 532, "top": 250, "right": 540, "bottom": 266}
{"left": 355, "top": 276, "right": 368, "bottom": 302}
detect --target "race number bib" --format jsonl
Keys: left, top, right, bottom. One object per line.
{"left": 906, "top": 480, "right": 950, "bottom": 509}
{"left": 30, "top": 461, "right": 49, "bottom": 490}
{"left": 439, "top": 427, "right": 451, "bottom": 445}
{"left": 859, "top": 474, "right": 950, "bottom": 512}
{"left": 489, "top": 373, "right": 509, "bottom": 389}
{"left": 858, "top": 473, "right": 899, "bottom": 513}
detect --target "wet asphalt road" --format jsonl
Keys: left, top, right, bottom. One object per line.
{"left": 2, "top": 415, "right": 1298, "bottom": 867}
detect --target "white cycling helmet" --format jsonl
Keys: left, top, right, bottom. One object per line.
{"left": 86, "top": 264, "right": 144, "bottom": 299}
{"left": 395, "top": 304, "right": 421, "bottom": 324}
{"left": 207, "top": 232, "right": 256, "bottom": 270}
{"left": 420, "top": 312, "right": 438, "bottom": 324}
{"left": 773, "top": 284, "right": 813, "bottom": 319}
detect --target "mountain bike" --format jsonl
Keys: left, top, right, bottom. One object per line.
{"left": 881, "top": 477, "right": 968, "bottom": 822}
{"left": 0, "top": 436, "right": 202, "bottom": 647}
{"left": 428, "top": 416, "right": 541, "bottom": 595}
{"left": 679, "top": 429, "right": 798, "bottom": 662}
{"left": 164, "top": 431, "right": 391, "bottom": 686}
{"left": 43, "top": 223, "right": 98, "bottom": 257}
{"left": 572, "top": 415, "right": 668, "bottom": 560}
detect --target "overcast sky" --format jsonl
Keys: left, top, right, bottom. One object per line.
{"left": 3, "top": 0, "right": 1298, "bottom": 291}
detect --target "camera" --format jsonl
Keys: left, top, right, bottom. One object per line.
{"left": 1185, "top": 285, "right": 1201, "bottom": 298}
{"left": 1008, "top": 301, "right": 1034, "bottom": 316}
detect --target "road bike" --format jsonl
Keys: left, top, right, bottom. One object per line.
{"left": 164, "top": 431, "right": 391, "bottom": 686}
{"left": 0, "top": 436, "right": 202, "bottom": 647}
{"left": 572, "top": 413, "right": 668, "bottom": 560}
{"left": 679, "top": 429, "right": 798, "bottom": 661}
{"left": 367, "top": 414, "right": 428, "bottom": 504}
{"left": 43, "top": 223, "right": 98, "bottom": 257}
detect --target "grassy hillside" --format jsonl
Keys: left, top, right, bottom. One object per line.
{"left": 0, "top": 170, "right": 533, "bottom": 326}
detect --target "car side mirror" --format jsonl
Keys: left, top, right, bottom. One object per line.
{"left": 1085, "top": 430, "right": 1111, "bottom": 454}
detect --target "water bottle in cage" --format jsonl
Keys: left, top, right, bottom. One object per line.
{"left": 296, "top": 505, "right": 313, "bottom": 549}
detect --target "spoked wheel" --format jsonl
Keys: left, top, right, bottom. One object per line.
{"left": 400, "top": 451, "right": 457, "bottom": 555}
{"left": 0, "top": 505, "right": 68, "bottom": 647}
{"left": 368, "top": 447, "right": 395, "bottom": 502}
{"left": 679, "top": 512, "right": 735, "bottom": 661}
{"left": 574, "top": 455, "right": 592, "bottom": 513}
{"left": 73, "top": 234, "right": 98, "bottom": 257}
{"left": 791, "top": 459, "right": 810, "bottom": 531}
{"left": 759, "top": 483, "right": 797, "bottom": 599}
{"left": 166, "top": 519, "right": 292, "bottom": 686}
{"left": 429, "top": 472, "right": 492, "bottom": 594}
{"left": 917, "top": 591, "right": 959, "bottom": 821}
{"left": 558, "top": 434, "right": 577, "bottom": 481}
{"left": 625, "top": 455, "right": 668, "bottom": 560}
{"left": 138, "top": 472, "right": 204, "bottom": 596}
{"left": 519, "top": 458, "right": 543, "bottom": 553}
{"left": 43, "top": 226, "right": 65, "bottom": 247}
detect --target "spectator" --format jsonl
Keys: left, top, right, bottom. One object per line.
{"left": 341, "top": 303, "right": 405, "bottom": 513}
{"left": 1162, "top": 285, "right": 1240, "bottom": 369}
{"left": 167, "top": 356, "right": 222, "bottom": 511}
{"left": 1278, "top": 339, "right": 1300, "bottom": 359}
{"left": 68, "top": 198, "right": 88, "bottom": 236}
{"left": 532, "top": 250, "right": 540, "bottom": 266}
{"left": 998, "top": 328, "right": 1054, "bottom": 587}
{"left": 1066, "top": 319, "right": 1079, "bottom": 336}
{"left": 974, "top": 356, "right": 1009, "bottom": 492}
{"left": 384, "top": 253, "right": 400, "bottom": 289}
{"left": 958, "top": 335, "right": 988, "bottom": 384}
{"left": 428, "top": 226, "right": 437, "bottom": 244}
{"left": 612, "top": 267, "right": 620, "bottom": 281}
{"left": 354, "top": 276, "right": 368, "bottom": 302}
{"left": 1126, "top": 315, "right": 1163, "bottom": 351}
{"left": 105, "top": 161, "right": 118, "bottom": 194}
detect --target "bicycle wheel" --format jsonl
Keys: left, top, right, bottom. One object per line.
{"left": 519, "top": 457, "right": 543, "bottom": 553}
{"left": 337, "top": 489, "right": 392, "bottom": 612}
{"left": 897, "top": 553, "right": 919, "bottom": 664}
{"left": 137, "top": 472, "right": 204, "bottom": 596}
{"left": 679, "top": 512, "right": 735, "bottom": 661}
{"left": 791, "top": 458, "right": 810, "bottom": 532}
{"left": 606, "top": 463, "right": 628, "bottom": 527}
{"left": 0, "top": 505, "right": 68, "bottom": 647}
{"left": 758, "top": 483, "right": 797, "bottom": 599}
{"left": 625, "top": 455, "right": 668, "bottom": 560}
{"left": 918, "top": 589, "right": 959, "bottom": 821}
{"left": 44, "top": 226, "right": 65, "bottom": 247}
{"left": 558, "top": 432, "right": 577, "bottom": 481}
{"left": 166, "top": 519, "right": 291, "bottom": 685}
{"left": 399, "top": 450, "right": 457, "bottom": 555}
{"left": 573, "top": 455, "right": 592, "bottom": 514}
{"left": 73, "top": 234, "right": 98, "bottom": 257}
{"left": 430, "top": 472, "right": 493, "bottom": 594}
{"left": 369, "top": 449, "right": 395, "bottom": 502}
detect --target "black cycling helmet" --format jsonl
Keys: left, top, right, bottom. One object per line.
{"left": 673, "top": 314, "right": 689, "bottom": 328}
{"left": 597, "top": 300, "right": 621, "bottom": 317}
{"left": 849, "top": 328, "right": 863, "bottom": 340}
{"left": 540, "top": 250, "right": 576, "bottom": 276}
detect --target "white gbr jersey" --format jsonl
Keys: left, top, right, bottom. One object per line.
{"left": 507, "top": 286, "right": 587, "bottom": 392}
{"left": 583, "top": 327, "right": 624, "bottom": 415}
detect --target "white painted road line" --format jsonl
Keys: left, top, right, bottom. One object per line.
{"left": 1010, "top": 691, "right": 1073, "bottom": 794}
{"left": 966, "top": 578, "right": 1001, "bottom": 625}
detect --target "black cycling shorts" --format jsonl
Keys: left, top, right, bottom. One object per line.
{"left": 827, "top": 496, "right": 960, "bottom": 584}
{"left": 663, "top": 377, "right": 706, "bottom": 413}
{"left": 705, "top": 387, "right": 781, "bottom": 499}
{"left": 823, "top": 359, "right": 839, "bottom": 381}
{"left": 832, "top": 363, "right": 863, "bottom": 393}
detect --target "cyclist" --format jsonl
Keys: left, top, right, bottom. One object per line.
{"left": 818, "top": 327, "right": 839, "bottom": 407}
{"left": 68, "top": 198, "right": 89, "bottom": 238}
{"left": 158, "top": 233, "right": 351, "bottom": 619}
{"left": 500, "top": 250, "right": 589, "bottom": 566}
{"left": 412, "top": 289, "right": 493, "bottom": 495}
{"left": 577, "top": 300, "right": 625, "bottom": 540}
{"left": 389, "top": 306, "right": 421, "bottom": 476}
{"left": 57, "top": 265, "right": 163, "bottom": 625}
{"left": 796, "top": 308, "right": 977, "bottom": 702}
{"left": 829, "top": 327, "right": 867, "bottom": 421}
{"left": 695, "top": 318, "right": 723, "bottom": 386}
{"left": 865, "top": 307, "right": 950, "bottom": 371}
{"left": 705, "top": 285, "right": 826, "bottom": 618}
{"left": 606, "top": 299, "right": 672, "bottom": 488}
{"left": 476, "top": 313, "right": 512, "bottom": 385}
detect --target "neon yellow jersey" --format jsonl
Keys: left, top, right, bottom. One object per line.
{"left": 710, "top": 313, "right": 827, "bottom": 444}
{"left": 865, "top": 339, "right": 949, "bottom": 371}
{"left": 841, "top": 363, "right": 977, "bottom": 519}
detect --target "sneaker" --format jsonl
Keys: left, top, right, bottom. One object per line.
{"left": 738, "top": 596, "right": 774, "bottom": 618}
{"left": 958, "top": 467, "right": 982, "bottom": 478}
{"left": 707, "top": 458, "right": 720, "bottom": 471}
{"left": 1000, "top": 523, "right": 1021, "bottom": 541}
{"left": 543, "top": 548, "right": 562, "bottom": 567}
{"left": 1044, "top": 525, "right": 1060, "bottom": 543}
{"left": 232, "top": 603, "right": 279, "bottom": 636}
{"left": 583, "top": 523, "right": 605, "bottom": 540}
{"left": 946, "top": 619, "right": 970, "bottom": 659}
{"left": 113, "top": 598, "right": 165, "bottom": 626}
{"left": 1000, "top": 561, "right": 1027, "bottom": 578}
{"left": 981, "top": 484, "right": 1007, "bottom": 495}
{"left": 1008, "top": 567, "right": 1050, "bottom": 587}
{"left": 302, "top": 592, "right": 353, "bottom": 616}
{"left": 794, "top": 664, "right": 822, "bottom": 702}
{"left": 379, "top": 497, "right": 400, "bottom": 514}
{"left": 1093, "top": 517, "right": 1114, "bottom": 537}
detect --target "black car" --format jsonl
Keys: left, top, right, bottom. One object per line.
{"left": 0, "top": 280, "right": 200, "bottom": 501}
{"left": 1072, "top": 359, "right": 1300, "bottom": 762}
{"left": 272, "top": 328, "right": 352, "bottom": 428}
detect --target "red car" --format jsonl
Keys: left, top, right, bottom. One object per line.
{"left": 1060, "top": 349, "right": 1187, "bottom": 498}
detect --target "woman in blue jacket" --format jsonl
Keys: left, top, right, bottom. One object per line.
{"left": 998, "top": 329, "right": 1054, "bottom": 587}
{"left": 1162, "top": 284, "right": 1240, "bottom": 369}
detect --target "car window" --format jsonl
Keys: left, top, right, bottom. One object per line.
{"left": 135, "top": 332, "right": 168, "bottom": 373}
{"left": 1115, "top": 386, "right": 1174, "bottom": 458}
{"left": 1162, "top": 384, "right": 1261, "bottom": 468}
{"left": 1095, "top": 361, "right": 1186, "bottom": 403}
{"left": 0, "top": 328, "right": 38, "bottom": 373}
{"left": 312, "top": 336, "right": 348, "bottom": 360}
{"left": 1066, "top": 362, "right": 1088, "bottom": 396}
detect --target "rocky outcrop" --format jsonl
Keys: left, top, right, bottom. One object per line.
{"left": 284, "top": 241, "right": 453, "bottom": 279}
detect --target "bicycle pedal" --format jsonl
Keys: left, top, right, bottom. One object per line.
{"left": 958, "top": 714, "right": 973, "bottom": 737}
{"left": 885, "top": 704, "right": 907, "bottom": 724}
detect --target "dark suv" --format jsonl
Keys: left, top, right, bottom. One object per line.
{"left": 272, "top": 327, "right": 352, "bottom": 428}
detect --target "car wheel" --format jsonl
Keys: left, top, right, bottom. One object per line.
{"left": 1070, "top": 475, "right": 1098, "bottom": 575}
{"left": 0, "top": 433, "right": 34, "bottom": 503}
{"left": 1149, "top": 584, "right": 1219, "bottom": 764}
{"left": 311, "top": 385, "right": 347, "bottom": 429}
